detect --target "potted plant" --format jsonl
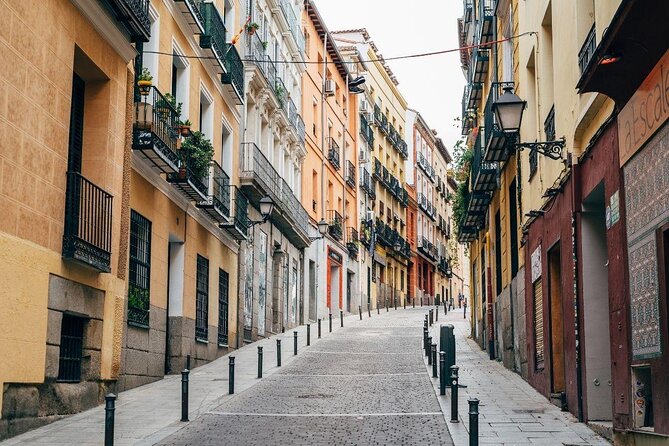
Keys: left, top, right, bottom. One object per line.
{"left": 179, "top": 119, "right": 192, "bottom": 137}
{"left": 137, "top": 68, "right": 153, "bottom": 96}
{"left": 246, "top": 22, "right": 259, "bottom": 35}
{"left": 274, "top": 82, "right": 285, "bottom": 106}
{"left": 262, "top": 41, "right": 268, "bottom": 50}
{"left": 177, "top": 130, "right": 214, "bottom": 180}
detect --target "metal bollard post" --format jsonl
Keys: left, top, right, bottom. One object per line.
{"left": 368, "top": 304, "right": 371, "bottom": 318}
{"left": 181, "top": 369, "right": 189, "bottom": 422}
{"left": 293, "top": 331, "right": 298, "bottom": 355}
{"left": 439, "top": 352, "right": 446, "bottom": 395}
{"left": 468, "top": 398, "right": 479, "bottom": 446}
{"left": 386, "top": 298, "right": 389, "bottom": 312}
{"left": 307, "top": 324, "right": 311, "bottom": 346}
{"left": 340, "top": 310, "right": 344, "bottom": 327}
{"left": 359, "top": 305, "right": 362, "bottom": 320}
{"left": 429, "top": 309, "right": 433, "bottom": 326}
{"left": 450, "top": 366, "right": 460, "bottom": 423}
{"left": 276, "top": 339, "right": 282, "bottom": 367}
{"left": 229, "top": 357, "right": 235, "bottom": 394}
{"left": 412, "top": 297, "right": 415, "bottom": 308}
{"left": 329, "top": 313, "right": 333, "bottom": 332}
{"left": 394, "top": 297, "right": 397, "bottom": 310}
{"left": 427, "top": 336, "right": 433, "bottom": 362}
{"left": 444, "top": 299, "right": 448, "bottom": 315}
{"left": 186, "top": 355, "right": 191, "bottom": 371}
{"left": 404, "top": 298, "right": 406, "bottom": 309}
{"left": 377, "top": 302, "right": 380, "bottom": 314}
{"left": 104, "top": 393, "right": 116, "bottom": 446}
{"left": 435, "top": 306, "right": 439, "bottom": 321}
{"left": 432, "top": 343, "right": 438, "bottom": 378}
{"left": 318, "top": 318, "right": 322, "bottom": 338}
{"left": 257, "top": 346, "right": 263, "bottom": 379}
{"left": 423, "top": 327, "right": 428, "bottom": 355}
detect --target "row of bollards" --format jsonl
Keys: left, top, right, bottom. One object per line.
{"left": 105, "top": 304, "right": 418, "bottom": 445}
{"left": 422, "top": 313, "right": 480, "bottom": 446}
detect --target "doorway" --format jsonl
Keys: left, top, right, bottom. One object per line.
{"left": 166, "top": 236, "right": 184, "bottom": 373}
{"left": 346, "top": 272, "right": 353, "bottom": 312}
{"left": 548, "top": 244, "right": 566, "bottom": 400}
{"left": 309, "top": 260, "right": 316, "bottom": 321}
{"left": 581, "top": 183, "right": 612, "bottom": 421}
{"left": 327, "top": 249, "right": 342, "bottom": 312}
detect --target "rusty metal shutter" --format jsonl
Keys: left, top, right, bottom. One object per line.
{"left": 534, "top": 279, "right": 545, "bottom": 370}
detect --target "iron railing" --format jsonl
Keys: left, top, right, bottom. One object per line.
{"left": 327, "top": 137, "right": 340, "bottom": 169}
{"left": 174, "top": 0, "right": 205, "bottom": 33}
{"left": 63, "top": 171, "right": 113, "bottom": 272}
{"left": 346, "top": 160, "right": 356, "bottom": 188}
{"left": 231, "top": 186, "right": 249, "bottom": 236}
{"left": 578, "top": 25, "right": 596, "bottom": 76}
{"left": 346, "top": 227, "right": 359, "bottom": 258}
{"left": 544, "top": 105, "right": 555, "bottom": 141}
{"left": 200, "top": 2, "right": 227, "bottom": 72}
{"left": 210, "top": 161, "right": 230, "bottom": 218}
{"left": 360, "top": 113, "right": 374, "bottom": 146}
{"left": 132, "top": 85, "right": 180, "bottom": 173}
{"left": 482, "top": 81, "right": 514, "bottom": 159}
{"left": 109, "top": 0, "right": 151, "bottom": 41}
{"left": 327, "top": 210, "right": 343, "bottom": 240}
{"left": 529, "top": 148, "right": 538, "bottom": 179}
{"left": 222, "top": 43, "right": 245, "bottom": 100}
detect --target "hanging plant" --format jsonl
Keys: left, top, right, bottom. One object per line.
{"left": 178, "top": 130, "right": 214, "bottom": 180}
{"left": 137, "top": 67, "right": 153, "bottom": 96}
{"left": 246, "top": 22, "right": 259, "bottom": 35}
{"left": 179, "top": 119, "right": 192, "bottom": 137}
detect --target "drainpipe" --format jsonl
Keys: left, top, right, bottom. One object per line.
{"left": 571, "top": 162, "right": 584, "bottom": 422}
{"left": 487, "top": 264, "right": 495, "bottom": 360}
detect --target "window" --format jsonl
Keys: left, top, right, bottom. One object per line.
{"left": 529, "top": 149, "right": 538, "bottom": 179}
{"left": 58, "top": 315, "right": 84, "bottom": 382}
{"left": 128, "top": 210, "right": 152, "bottom": 327}
{"left": 196, "top": 255, "right": 209, "bottom": 341}
{"left": 218, "top": 269, "right": 229, "bottom": 345}
{"left": 495, "top": 210, "right": 502, "bottom": 295}
{"left": 533, "top": 279, "right": 545, "bottom": 370}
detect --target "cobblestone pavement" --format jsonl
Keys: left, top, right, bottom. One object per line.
{"left": 158, "top": 308, "right": 454, "bottom": 445}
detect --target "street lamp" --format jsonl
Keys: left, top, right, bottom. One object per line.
{"left": 309, "top": 218, "right": 329, "bottom": 242}
{"left": 247, "top": 195, "right": 274, "bottom": 229}
{"left": 492, "top": 86, "right": 565, "bottom": 160}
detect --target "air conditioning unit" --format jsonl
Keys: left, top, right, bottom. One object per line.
{"left": 324, "top": 79, "right": 336, "bottom": 96}
{"left": 360, "top": 100, "right": 369, "bottom": 112}
{"left": 365, "top": 111, "right": 375, "bottom": 124}
{"left": 359, "top": 149, "right": 368, "bottom": 162}
{"left": 366, "top": 210, "right": 375, "bottom": 221}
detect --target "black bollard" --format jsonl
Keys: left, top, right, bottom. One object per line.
{"left": 394, "top": 297, "right": 397, "bottom": 310}
{"left": 429, "top": 309, "right": 434, "bottom": 326}
{"left": 181, "top": 369, "right": 189, "bottom": 422}
{"left": 229, "top": 357, "right": 235, "bottom": 394}
{"left": 432, "top": 343, "right": 438, "bottom": 378}
{"left": 427, "top": 336, "right": 433, "bottom": 362}
{"left": 412, "top": 297, "right": 415, "bottom": 308}
{"left": 451, "top": 366, "right": 460, "bottom": 423}
{"left": 340, "top": 310, "right": 344, "bottom": 328}
{"left": 377, "top": 302, "right": 380, "bottom": 314}
{"left": 293, "top": 331, "right": 298, "bottom": 355}
{"left": 329, "top": 313, "right": 333, "bottom": 332}
{"left": 468, "top": 398, "right": 479, "bottom": 445}
{"left": 404, "top": 298, "right": 406, "bottom": 309}
{"left": 277, "top": 339, "right": 282, "bottom": 367}
{"left": 368, "top": 303, "right": 371, "bottom": 318}
{"left": 186, "top": 354, "right": 191, "bottom": 371}
{"left": 435, "top": 306, "right": 438, "bottom": 321}
{"left": 359, "top": 305, "right": 362, "bottom": 320}
{"left": 257, "top": 346, "right": 263, "bottom": 379}
{"left": 444, "top": 299, "right": 448, "bottom": 315}
{"left": 423, "top": 327, "right": 429, "bottom": 355}
{"left": 439, "top": 351, "right": 446, "bottom": 395}
{"left": 318, "top": 318, "right": 322, "bottom": 338}
{"left": 104, "top": 393, "right": 116, "bottom": 446}
{"left": 386, "top": 297, "right": 389, "bottom": 312}
{"left": 307, "top": 324, "right": 311, "bottom": 346}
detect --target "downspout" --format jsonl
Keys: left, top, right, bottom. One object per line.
{"left": 571, "top": 162, "right": 584, "bottom": 422}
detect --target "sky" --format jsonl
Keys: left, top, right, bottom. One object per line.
{"left": 314, "top": 0, "right": 466, "bottom": 156}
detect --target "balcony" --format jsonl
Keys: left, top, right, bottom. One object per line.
{"left": 470, "top": 48, "right": 489, "bottom": 84}
{"left": 346, "top": 227, "right": 359, "bottom": 259}
{"left": 174, "top": 0, "right": 205, "bottom": 34}
{"left": 544, "top": 105, "right": 556, "bottom": 141}
{"left": 461, "top": 88, "right": 477, "bottom": 135}
{"left": 477, "top": 0, "right": 494, "bottom": 45}
{"left": 578, "top": 25, "right": 596, "bottom": 77}
{"left": 221, "top": 43, "right": 244, "bottom": 104}
{"left": 240, "top": 142, "right": 311, "bottom": 247}
{"left": 327, "top": 138, "right": 340, "bottom": 170}
{"left": 346, "top": 160, "right": 356, "bottom": 189}
{"left": 277, "top": 0, "right": 305, "bottom": 55}
{"left": 63, "top": 171, "right": 113, "bottom": 273}
{"left": 374, "top": 104, "right": 388, "bottom": 135}
{"left": 360, "top": 219, "right": 373, "bottom": 248}
{"left": 483, "top": 82, "right": 514, "bottom": 162}
{"left": 132, "top": 86, "right": 180, "bottom": 174}
{"left": 360, "top": 113, "right": 374, "bottom": 147}
{"left": 106, "top": 0, "right": 151, "bottom": 42}
{"left": 372, "top": 158, "right": 382, "bottom": 181}
{"left": 167, "top": 157, "right": 209, "bottom": 201}
{"left": 471, "top": 128, "right": 498, "bottom": 192}
{"left": 196, "top": 161, "right": 230, "bottom": 223}
{"left": 199, "top": 2, "right": 227, "bottom": 74}
{"left": 327, "top": 210, "right": 343, "bottom": 241}
{"left": 397, "top": 138, "right": 408, "bottom": 159}
{"left": 220, "top": 186, "right": 249, "bottom": 240}
{"left": 466, "top": 82, "right": 483, "bottom": 110}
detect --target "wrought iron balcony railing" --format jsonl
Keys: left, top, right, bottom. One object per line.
{"left": 346, "top": 160, "right": 356, "bottom": 188}
{"left": 196, "top": 161, "right": 230, "bottom": 223}
{"left": 373, "top": 158, "right": 382, "bottom": 181}
{"left": 167, "top": 149, "right": 209, "bottom": 202}
{"left": 199, "top": 2, "right": 227, "bottom": 74}
{"left": 327, "top": 137, "right": 340, "bottom": 170}
{"left": 174, "top": 0, "right": 205, "bottom": 34}
{"left": 132, "top": 86, "right": 180, "bottom": 174}
{"left": 477, "top": 0, "right": 494, "bottom": 45}
{"left": 482, "top": 81, "right": 514, "bottom": 162}
{"left": 471, "top": 128, "right": 498, "bottom": 192}
{"left": 63, "top": 171, "right": 113, "bottom": 272}
{"left": 578, "top": 25, "right": 596, "bottom": 76}
{"left": 220, "top": 185, "right": 249, "bottom": 240}
{"left": 360, "top": 113, "right": 374, "bottom": 146}
{"left": 360, "top": 219, "right": 373, "bottom": 248}
{"left": 327, "top": 210, "right": 343, "bottom": 241}
{"left": 544, "top": 105, "right": 556, "bottom": 142}
{"left": 346, "top": 227, "right": 359, "bottom": 258}
{"left": 222, "top": 43, "right": 244, "bottom": 104}
{"left": 107, "top": 0, "right": 151, "bottom": 42}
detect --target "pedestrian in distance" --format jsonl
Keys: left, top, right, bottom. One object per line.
{"left": 463, "top": 300, "right": 467, "bottom": 319}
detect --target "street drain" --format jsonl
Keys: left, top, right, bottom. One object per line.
{"left": 297, "top": 393, "right": 334, "bottom": 399}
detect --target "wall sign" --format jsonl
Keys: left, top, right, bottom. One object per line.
{"left": 531, "top": 246, "right": 541, "bottom": 283}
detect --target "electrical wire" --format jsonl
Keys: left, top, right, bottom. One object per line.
{"left": 141, "top": 31, "right": 536, "bottom": 66}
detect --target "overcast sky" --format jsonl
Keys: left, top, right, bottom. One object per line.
{"left": 314, "top": 0, "right": 466, "bottom": 156}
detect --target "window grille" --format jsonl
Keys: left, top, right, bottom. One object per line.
{"left": 58, "top": 315, "right": 84, "bottom": 382}
{"left": 196, "top": 255, "right": 209, "bottom": 341}
{"left": 128, "top": 211, "right": 151, "bottom": 327}
{"left": 218, "top": 269, "right": 229, "bottom": 345}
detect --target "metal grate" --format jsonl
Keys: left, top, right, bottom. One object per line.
{"left": 218, "top": 269, "right": 229, "bottom": 345}
{"left": 533, "top": 279, "right": 545, "bottom": 370}
{"left": 529, "top": 149, "right": 538, "bottom": 179}
{"left": 196, "top": 255, "right": 209, "bottom": 341}
{"left": 578, "top": 25, "right": 596, "bottom": 76}
{"left": 58, "top": 315, "right": 84, "bottom": 382}
{"left": 128, "top": 210, "right": 152, "bottom": 327}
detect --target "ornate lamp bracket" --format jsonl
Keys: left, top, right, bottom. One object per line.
{"left": 512, "top": 136, "right": 566, "bottom": 160}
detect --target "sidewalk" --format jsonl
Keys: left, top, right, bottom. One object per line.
{"left": 426, "top": 307, "right": 610, "bottom": 445}
{"left": 1, "top": 313, "right": 362, "bottom": 446}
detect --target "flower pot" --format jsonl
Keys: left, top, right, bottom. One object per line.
{"left": 247, "top": 28, "right": 257, "bottom": 35}
{"left": 180, "top": 125, "right": 191, "bottom": 137}
{"left": 138, "top": 80, "right": 152, "bottom": 96}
